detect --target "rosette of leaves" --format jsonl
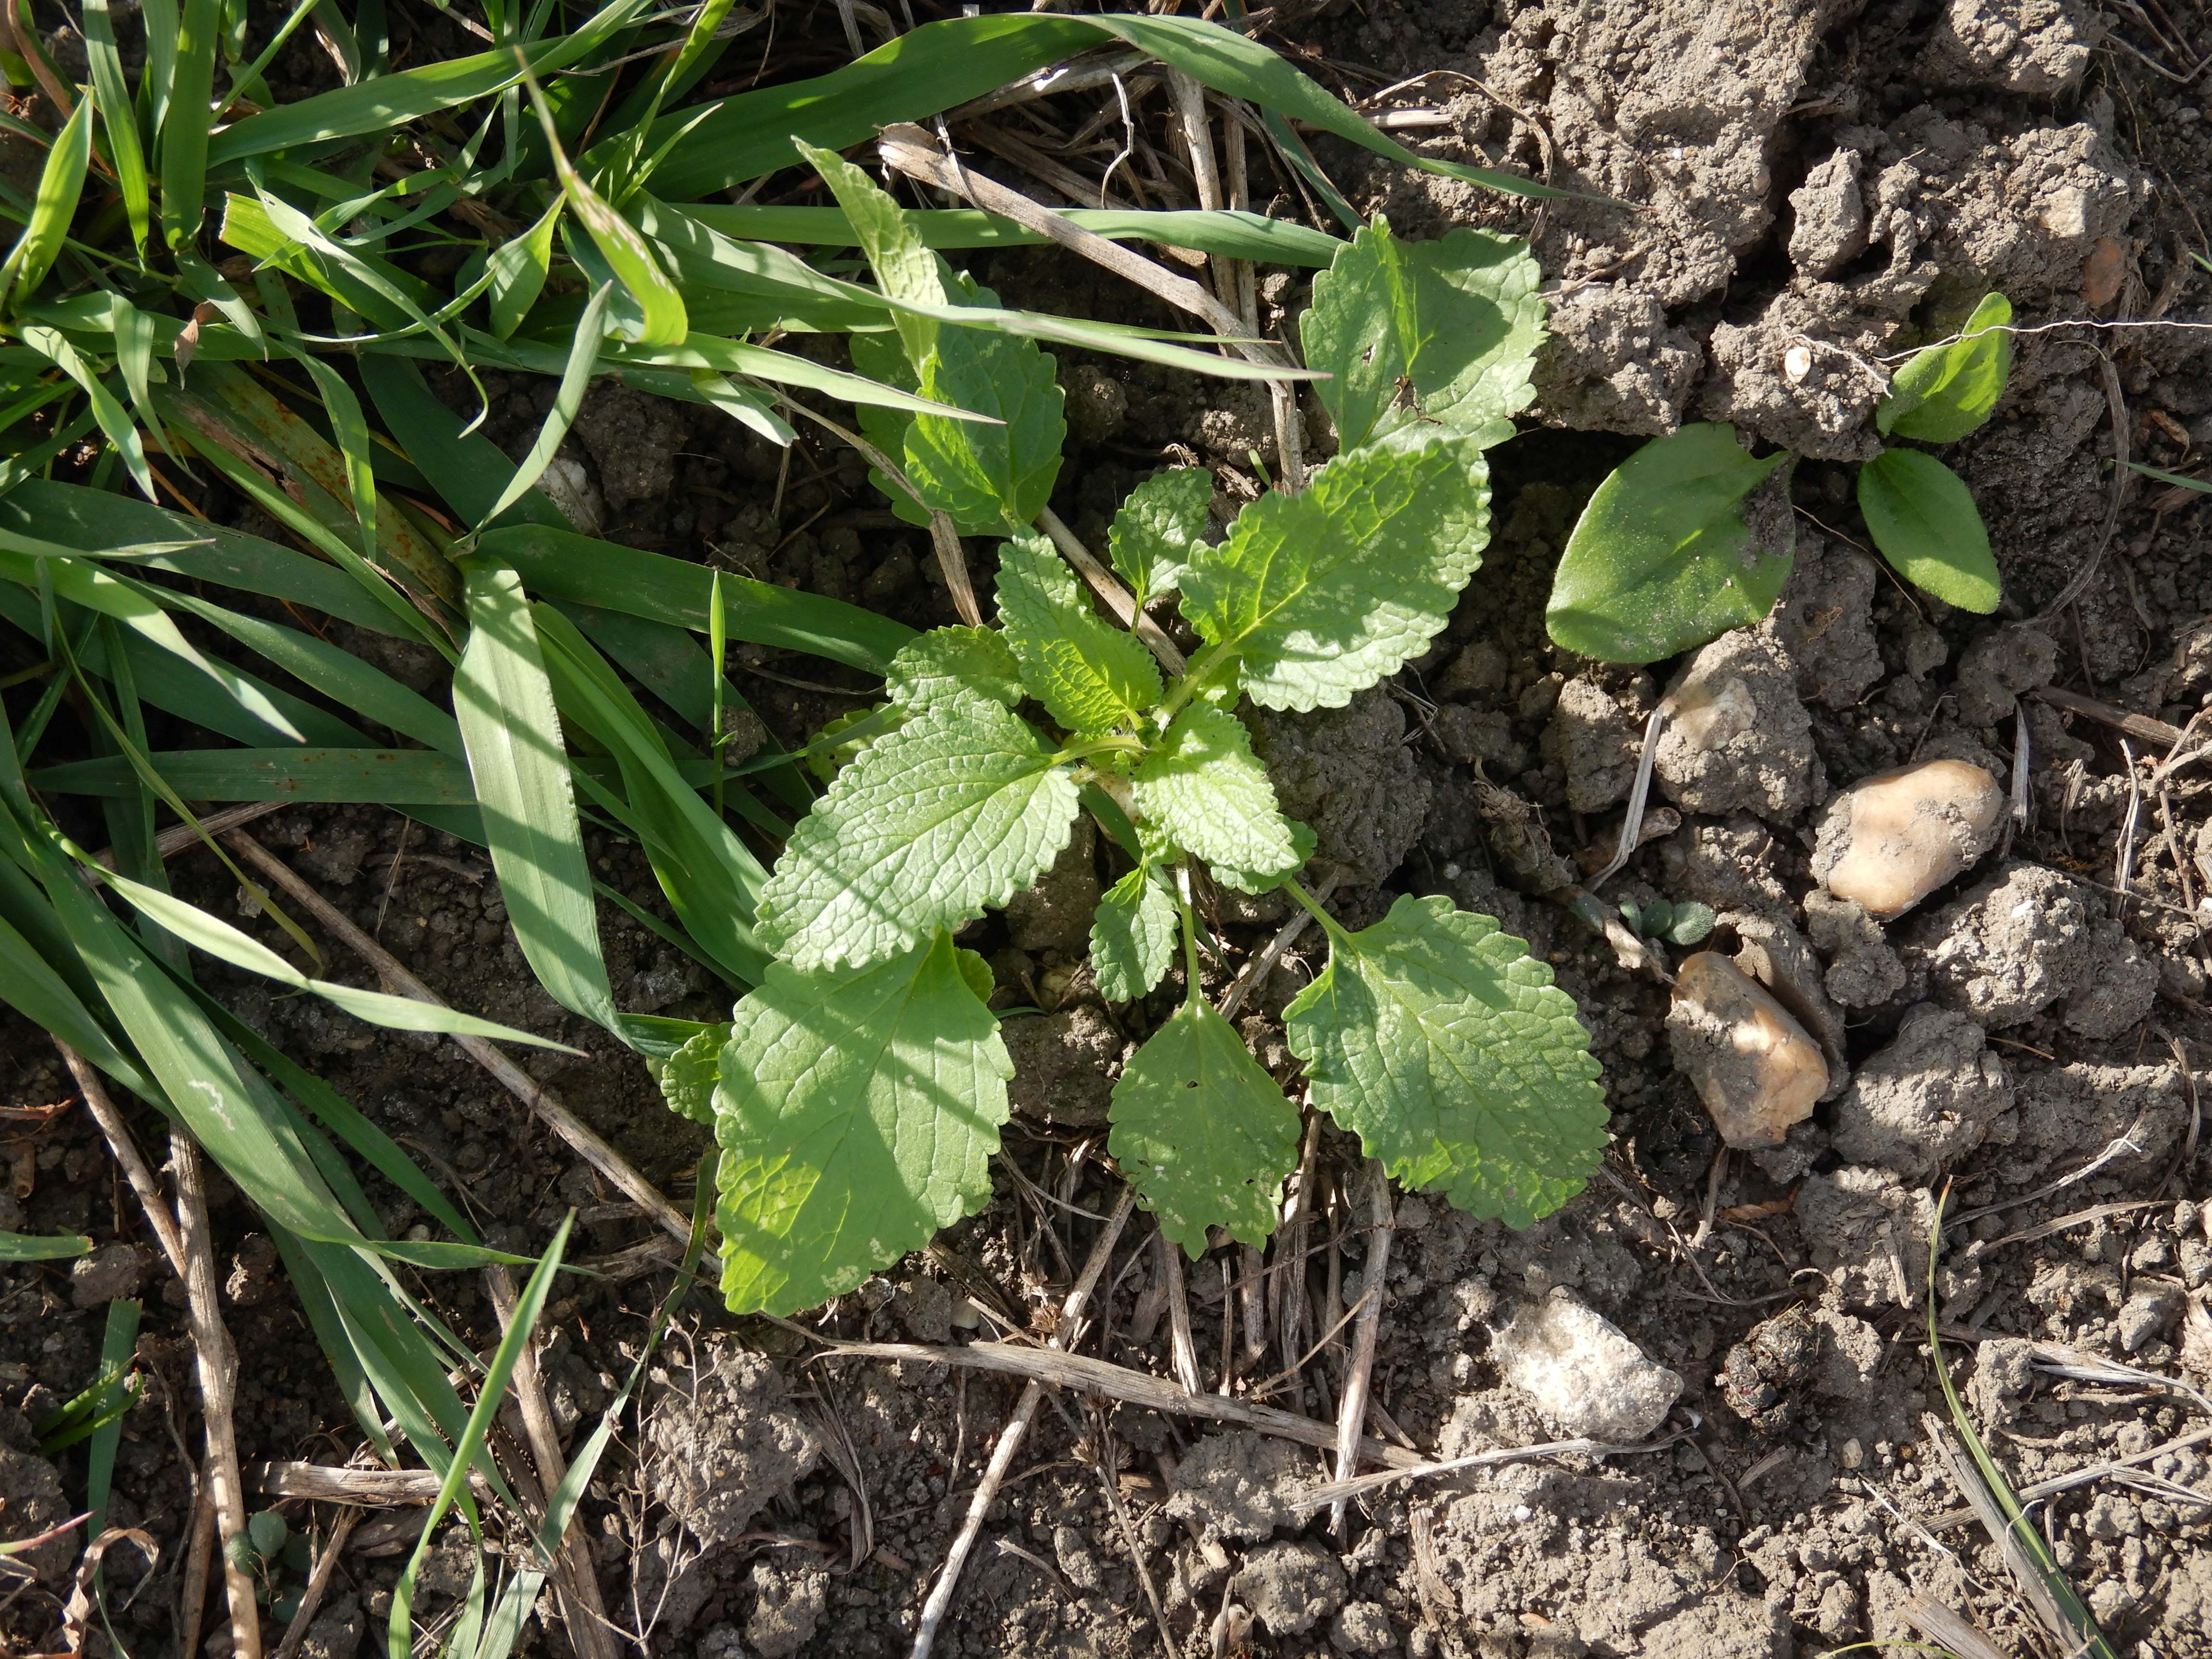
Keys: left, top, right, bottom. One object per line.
{"left": 668, "top": 163, "right": 1604, "bottom": 1315}
{"left": 1547, "top": 293, "right": 2012, "bottom": 664}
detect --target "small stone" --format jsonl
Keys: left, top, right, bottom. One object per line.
{"left": 1230, "top": 1540, "right": 1347, "bottom": 1636}
{"left": 1829, "top": 1005, "right": 2011, "bottom": 1181}
{"left": 2117, "top": 1285, "right": 2185, "bottom": 1354}
{"left": 1330, "top": 1601, "right": 1399, "bottom": 1656}
{"left": 1654, "top": 631, "right": 1818, "bottom": 819}
{"left": 70, "top": 1242, "right": 149, "bottom": 1309}
{"left": 1839, "top": 1437, "right": 1864, "bottom": 1469}
{"left": 1492, "top": 1290, "right": 1683, "bottom": 1440}
{"left": 1922, "top": 863, "right": 2094, "bottom": 1028}
{"left": 1812, "top": 759, "right": 2005, "bottom": 919}
{"left": 1540, "top": 679, "right": 1645, "bottom": 812}
{"left": 1667, "top": 953, "right": 1829, "bottom": 1149}
{"left": 2059, "top": 919, "right": 2158, "bottom": 1040}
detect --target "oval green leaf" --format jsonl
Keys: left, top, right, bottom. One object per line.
{"left": 1857, "top": 447, "right": 2000, "bottom": 613}
{"left": 1878, "top": 292, "right": 2013, "bottom": 444}
{"left": 1544, "top": 423, "right": 1791, "bottom": 664}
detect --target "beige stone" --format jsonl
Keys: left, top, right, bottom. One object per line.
{"left": 1811, "top": 759, "right": 2003, "bottom": 919}
{"left": 1667, "top": 953, "right": 1828, "bottom": 1149}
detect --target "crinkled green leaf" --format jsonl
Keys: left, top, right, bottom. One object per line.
{"left": 757, "top": 694, "right": 1079, "bottom": 972}
{"left": 1856, "top": 447, "right": 2000, "bottom": 614}
{"left": 1210, "top": 817, "right": 1315, "bottom": 896}
{"left": 885, "top": 625, "right": 1023, "bottom": 712}
{"left": 801, "top": 139, "right": 1064, "bottom": 534}
{"left": 1286, "top": 893, "right": 1606, "bottom": 1227}
{"left": 652, "top": 1022, "right": 730, "bottom": 1125}
{"left": 908, "top": 320, "right": 1065, "bottom": 534}
{"left": 1544, "top": 423, "right": 1792, "bottom": 664}
{"left": 994, "top": 530, "right": 1162, "bottom": 735}
{"left": 1301, "top": 217, "right": 1544, "bottom": 452}
{"left": 1108, "top": 468, "right": 1212, "bottom": 609}
{"left": 1090, "top": 865, "right": 1176, "bottom": 1002}
{"left": 1108, "top": 986, "right": 1299, "bottom": 1256}
{"left": 1878, "top": 291, "right": 2012, "bottom": 444}
{"left": 1131, "top": 704, "right": 1298, "bottom": 882}
{"left": 1181, "top": 434, "right": 1491, "bottom": 711}
{"left": 794, "top": 138, "right": 946, "bottom": 367}
{"left": 713, "top": 932, "right": 1009, "bottom": 1314}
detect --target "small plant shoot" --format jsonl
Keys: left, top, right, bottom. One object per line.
{"left": 677, "top": 161, "right": 1608, "bottom": 1315}
{"left": 1548, "top": 292, "right": 2014, "bottom": 663}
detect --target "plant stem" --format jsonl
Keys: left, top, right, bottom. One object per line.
{"left": 1284, "top": 875, "right": 1347, "bottom": 943}
{"left": 1153, "top": 638, "right": 1237, "bottom": 727}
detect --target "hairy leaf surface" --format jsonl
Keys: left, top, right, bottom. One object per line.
{"left": 1301, "top": 217, "right": 1544, "bottom": 452}
{"left": 1878, "top": 291, "right": 2012, "bottom": 444}
{"left": 1089, "top": 865, "right": 1176, "bottom": 1002}
{"left": 1286, "top": 894, "right": 1606, "bottom": 1227}
{"left": 1180, "top": 435, "right": 1490, "bottom": 710}
{"left": 653, "top": 1023, "right": 729, "bottom": 1125}
{"left": 994, "top": 531, "right": 1162, "bottom": 734}
{"left": 1131, "top": 704, "right": 1298, "bottom": 880}
{"left": 1544, "top": 423, "right": 1792, "bottom": 664}
{"left": 1109, "top": 988, "right": 1299, "bottom": 1255}
{"left": 885, "top": 625, "right": 1022, "bottom": 712}
{"left": 757, "top": 694, "right": 1079, "bottom": 971}
{"left": 1107, "top": 468, "right": 1211, "bottom": 608}
{"left": 714, "top": 934, "right": 1009, "bottom": 1313}
{"left": 1856, "top": 448, "right": 2000, "bottom": 613}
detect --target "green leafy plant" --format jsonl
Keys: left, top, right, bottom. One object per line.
{"left": 1547, "top": 293, "right": 2013, "bottom": 663}
{"left": 1615, "top": 898, "right": 1715, "bottom": 949}
{"left": 685, "top": 166, "right": 1606, "bottom": 1315}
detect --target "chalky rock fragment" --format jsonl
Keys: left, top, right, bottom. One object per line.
{"left": 1494, "top": 1291, "right": 1683, "bottom": 1440}
{"left": 1811, "top": 759, "right": 2004, "bottom": 919}
{"left": 1668, "top": 952, "right": 1829, "bottom": 1149}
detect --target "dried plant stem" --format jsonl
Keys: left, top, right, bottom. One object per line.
{"left": 878, "top": 124, "right": 1252, "bottom": 342}
{"left": 1158, "top": 1227, "right": 1202, "bottom": 1395}
{"left": 911, "top": 1190, "right": 1138, "bottom": 1659}
{"left": 55, "top": 1042, "right": 187, "bottom": 1276}
{"left": 269, "top": 1508, "right": 361, "bottom": 1659}
{"left": 486, "top": 1267, "right": 618, "bottom": 1659}
{"left": 1272, "top": 1110, "right": 1324, "bottom": 1407}
{"left": 248, "top": 1461, "right": 489, "bottom": 1505}
{"left": 173, "top": 1130, "right": 262, "bottom": 1659}
{"left": 178, "top": 1491, "right": 216, "bottom": 1659}
{"left": 1034, "top": 505, "right": 1187, "bottom": 674}
{"left": 1330, "top": 1160, "right": 1394, "bottom": 1535}
{"left": 223, "top": 829, "right": 692, "bottom": 1245}
{"left": 821, "top": 1338, "right": 1423, "bottom": 1470}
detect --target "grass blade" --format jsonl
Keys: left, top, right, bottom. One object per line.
{"left": 680, "top": 202, "right": 1343, "bottom": 265}
{"left": 20, "top": 327, "right": 154, "bottom": 500}
{"left": 0, "top": 94, "right": 94, "bottom": 311}
{"left": 0, "top": 1230, "right": 94, "bottom": 1261}
{"left": 453, "top": 557, "right": 621, "bottom": 1031}
{"left": 388, "top": 1214, "right": 573, "bottom": 1659}
{"left": 83, "top": 0, "right": 149, "bottom": 253}
{"left": 207, "top": 0, "right": 653, "bottom": 165}
{"left": 485, "top": 523, "right": 912, "bottom": 672}
{"left": 159, "top": 0, "right": 219, "bottom": 247}
{"left": 480, "top": 281, "right": 611, "bottom": 531}
{"left": 489, "top": 196, "right": 562, "bottom": 341}
{"left": 29, "top": 747, "right": 476, "bottom": 803}
{"left": 95, "top": 867, "right": 581, "bottom": 1050}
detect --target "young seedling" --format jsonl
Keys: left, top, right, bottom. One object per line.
{"left": 1615, "top": 897, "right": 1716, "bottom": 949}
{"left": 666, "top": 176, "right": 1609, "bottom": 1315}
{"left": 1546, "top": 293, "right": 2014, "bottom": 664}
